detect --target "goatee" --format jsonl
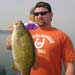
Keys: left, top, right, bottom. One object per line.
{"left": 38, "top": 21, "right": 45, "bottom": 26}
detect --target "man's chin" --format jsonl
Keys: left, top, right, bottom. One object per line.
{"left": 38, "top": 21, "right": 45, "bottom": 26}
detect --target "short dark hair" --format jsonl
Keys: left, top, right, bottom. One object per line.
{"left": 34, "top": 1, "right": 52, "bottom": 12}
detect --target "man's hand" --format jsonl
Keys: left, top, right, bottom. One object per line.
{"left": 9, "top": 25, "right": 14, "bottom": 33}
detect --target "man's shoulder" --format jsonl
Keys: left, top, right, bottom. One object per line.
{"left": 55, "top": 27, "right": 71, "bottom": 40}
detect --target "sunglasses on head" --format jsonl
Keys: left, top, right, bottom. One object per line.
{"left": 34, "top": 11, "right": 49, "bottom": 16}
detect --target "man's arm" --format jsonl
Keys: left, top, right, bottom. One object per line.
{"left": 6, "top": 35, "right": 12, "bottom": 50}
{"left": 6, "top": 24, "right": 14, "bottom": 50}
{"left": 65, "top": 62, "right": 75, "bottom": 75}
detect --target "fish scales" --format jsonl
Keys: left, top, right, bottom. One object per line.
{"left": 11, "top": 21, "right": 35, "bottom": 75}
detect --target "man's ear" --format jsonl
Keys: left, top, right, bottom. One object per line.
{"left": 50, "top": 12, "right": 53, "bottom": 21}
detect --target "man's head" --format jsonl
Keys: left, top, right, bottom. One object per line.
{"left": 33, "top": 1, "right": 53, "bottom": 27}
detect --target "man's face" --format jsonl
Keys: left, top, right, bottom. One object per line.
{"left": 34, "top": 7, "right": 53, "bottom": 27}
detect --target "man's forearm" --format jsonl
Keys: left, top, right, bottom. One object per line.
{"left": 65, "top": 62, "right": 75, "bottom": 75}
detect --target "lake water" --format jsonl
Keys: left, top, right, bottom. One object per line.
{"left": 0, "top": 30, "right": 17, "bottom": 75}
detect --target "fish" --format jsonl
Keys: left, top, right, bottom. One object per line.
{"left": 11, "top": 20, "right": 36, "bottom": 75}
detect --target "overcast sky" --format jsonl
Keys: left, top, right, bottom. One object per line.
{"left": 0, "top": 0, "right": 75, "bottom": 47}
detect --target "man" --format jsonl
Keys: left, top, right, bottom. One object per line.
{"left": 6, "top": 1, "right": 75, "bottom": 75}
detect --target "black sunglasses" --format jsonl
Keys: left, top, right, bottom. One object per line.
{"left": 34, "top": 11, "right": 49, "bottom": 16}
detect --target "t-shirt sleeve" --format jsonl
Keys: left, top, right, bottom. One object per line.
{"left": 62, "top": 34, "right": 75, "bottom": 62}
